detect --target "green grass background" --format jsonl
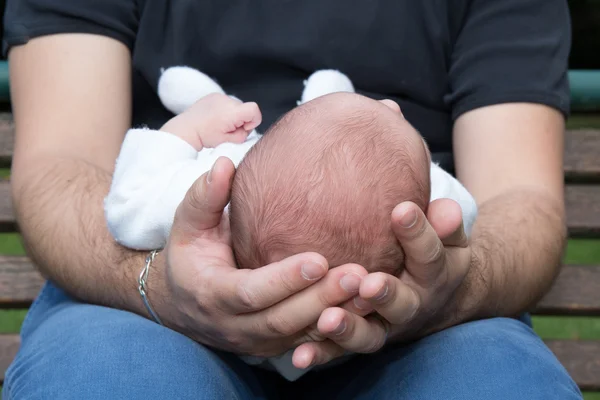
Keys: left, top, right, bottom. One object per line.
{"left": 0, "top": 115, "right": 599, "bottom": 398}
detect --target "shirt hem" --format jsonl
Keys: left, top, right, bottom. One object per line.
{"left": 3, "top": 23, "right": 134, "bottom": 57}
{"left": 451, "top": 91, "right": 570, "bottom": 121}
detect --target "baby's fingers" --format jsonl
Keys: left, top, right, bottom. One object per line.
{"left": 225, "top": 128, "right": 251, "bottom": 144}
{"left": 235, "top": 102, "right": 262, "bottom": 131}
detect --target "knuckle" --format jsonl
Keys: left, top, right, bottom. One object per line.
{"left": 340, "top": 316, "right": 356, "bottom": 340}
{"left": 291, "top": 334, "right": 314, "bottom": 348}
{"left": 423, "top": 239, "right": 445, "bottom": 265}
{"left": 305, "top": 328, "right": 326, "bottom": 342}
{"left": 404, "top": 289, "right": 421, "bottom": 321}
{"left": 368, "top": 273, "right": 395, "bottom": 306}
{"left": 364, "top": 333, "right": 386, "bottom": 353}
{"left": 277, "top": 268, "right": 298, "bottom": 294}
{"left": 317, "top": 290, "right": 336, "bottom": 310}
{"left": 265, "top": 312, "right": 297, "bottom": 337}
{"left": 235, "top": 282, "right": 259, "bottom": 311}
{"left": 360, "top": 320, "right": 387, "bottom": 353}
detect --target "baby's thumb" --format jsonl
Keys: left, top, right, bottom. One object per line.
{"left": 173, "top": 157, "right": 235, "bottom": 236}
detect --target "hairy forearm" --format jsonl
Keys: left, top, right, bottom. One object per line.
{"left": 12, "top": 156, "right": 158, "bottom": 315}
{"left": 456, "top": 187, "right": 566, "bottom": 321}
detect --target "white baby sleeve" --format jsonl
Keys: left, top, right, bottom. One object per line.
{"left": 104, "top": 128, "right": 212, "bottom": 250}
{"left": 429, "top": 162, "right": 478, "bottom": 237}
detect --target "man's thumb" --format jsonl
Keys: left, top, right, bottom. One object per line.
{"left": 174, "top": 157, "right": 235, "bottom": 235}
{"left": 427, "top": 198, "right": 468, "bottom": 248}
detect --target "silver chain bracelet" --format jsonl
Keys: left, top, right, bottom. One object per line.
{"left": 138, "top": 249, "right": 164, "bottom": 325}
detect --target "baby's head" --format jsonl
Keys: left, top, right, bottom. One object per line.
{"left": 229, "top": 92, "right": 430, "bottom": 275}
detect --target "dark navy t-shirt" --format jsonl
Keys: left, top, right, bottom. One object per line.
{"left": 2, "top": 0, "right": 571, "bottom": 173}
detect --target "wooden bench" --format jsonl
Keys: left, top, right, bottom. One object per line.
{"left": 0, "top": 113, "right": 599, "bottom": 392}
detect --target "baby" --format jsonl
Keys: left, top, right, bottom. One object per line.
{"left": 230, "top": 93, "right": 432, "bottom": 275}
{"left": 105, "top": 69, "right": 477, "bottom": 381}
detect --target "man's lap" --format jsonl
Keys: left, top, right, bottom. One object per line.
{"left": 3, "top": 282, "right": 582, "bottom": 399}
{"left": 301, "top": 316, "right": 582, "bottom": 399}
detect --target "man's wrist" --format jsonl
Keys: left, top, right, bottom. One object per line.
{"left": 130, "top": 249, "right": 170, "bottom": 322}
{"left": 433, "top": 244, "right": 498, "bottom": 332}
{"left": 455, "top": 245, "right": 497, "bottom": 322}
{"left": 137, "top": 250, "right": 165, "bottom": 325}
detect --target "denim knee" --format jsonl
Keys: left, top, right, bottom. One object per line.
{"left": 303, "top": 317, "right": 583, "bottom": 400}
{"left": 403, "top": 317, "right": 582, "bottom": 400}
{"left": 3, "top": 282, "right": 268, "bottom": 400}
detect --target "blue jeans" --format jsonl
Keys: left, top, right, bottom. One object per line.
{"left": 3, "top": 281, "right": 582, "bottom": 399}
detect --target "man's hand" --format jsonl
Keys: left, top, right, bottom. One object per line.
{"left": 291, "top": 102, "right": 566, "bottom": 369}
{"left": 291, "top": 198, "right": 471, "bottom": 368}
{"left": 155, "top": 156, "right": 368, "bottom": 357}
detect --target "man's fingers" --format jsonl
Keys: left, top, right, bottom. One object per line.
{"left": 427, "top": 198, "right": 468, "bottom": 247}
{"left": 359, "top": 272, "right": 420, "bottom": 325}
{"left": 173, "top": 156, "right": 235, "bottom": 238}
{"left": 246, "top": 264, "right": 368, "bottom": 340}
{"left": 218, "top": 252, "right": 329, "bottom": 313}
{"left": 391, "top": 201, "right": 446, "bottom": 283}
{"left": 292, "top": 340, "right": 347, "bottom": 369}
{"left": 317, "top": 307, "right": 388, "bottom": 354}
{"left": 338, "top": 296, "right": 374, "bottom": 316}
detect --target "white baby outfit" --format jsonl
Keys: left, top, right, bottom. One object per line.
{"left": 104, "top": 67, "right": 478, "bottom": 381}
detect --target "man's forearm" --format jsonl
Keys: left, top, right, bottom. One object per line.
{"left": 456, "top": 188, "right": 566, "bottom": 321}
{"left": 12, "top": 156, "right": 159, "bottom": 315}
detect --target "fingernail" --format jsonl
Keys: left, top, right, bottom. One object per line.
{"left": 207, "top": 163, "right": 215, "bottom": 184}
{"left": 301, "top": 261, "right": 326, "bottom": 280}
{"left": 400, "top": 209, "right": 417, "bottom": 228}
{"left": 374, "top": 283, "right": 389, "bottom": 301}
{"left": 340, "top": 273, "right": 362, "bottom": 293}
{"left": 353, "top": 296, "right": 372, "bottom": 311}
{"left": 333, "top": 319, "right": 346, "bottom": 335}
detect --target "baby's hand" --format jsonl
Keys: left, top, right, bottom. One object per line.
{"left": 199, "top": 94, "right": 262, "bottom": 147}
{"left": 162, "top": 93, "right": 262, "bottom": 150}
{"left": 161, "top": 93, "right": 261, "bottom": 150}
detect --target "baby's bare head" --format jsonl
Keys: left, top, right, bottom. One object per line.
{"left": 229, "top": 92, "right": 430, "bottom": 275}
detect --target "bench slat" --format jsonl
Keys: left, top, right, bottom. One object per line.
{"left": 0, "top": 114, "right": 14, "bottom": 168}
{"left": 0, "top": 335, "right": 595, "bottom": 390}
{"left": 546, "top": 340, "right": 600, "bottom": 391}
{"left": 0, "top": 180, "right": 16, "bottom": 232}
{"left": 0, "top": 256, "right": 597, "bottom": 315}
{"left": 1, "top": 112, "right": 600, "bottom": 178}
{"left": 0, "top": 256, "right": 46, "bottom": 308}
{"left": 566, "top": 184, "right": 600, "bottom": 237}
{"left": 9, "top": 182, "right": 600, "bottom": 236}
{"left": 533, "top": 265, "right": 600, "bottom": 316}
{"left": 565, "top": 129, "right": 600, "bottom": 182}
